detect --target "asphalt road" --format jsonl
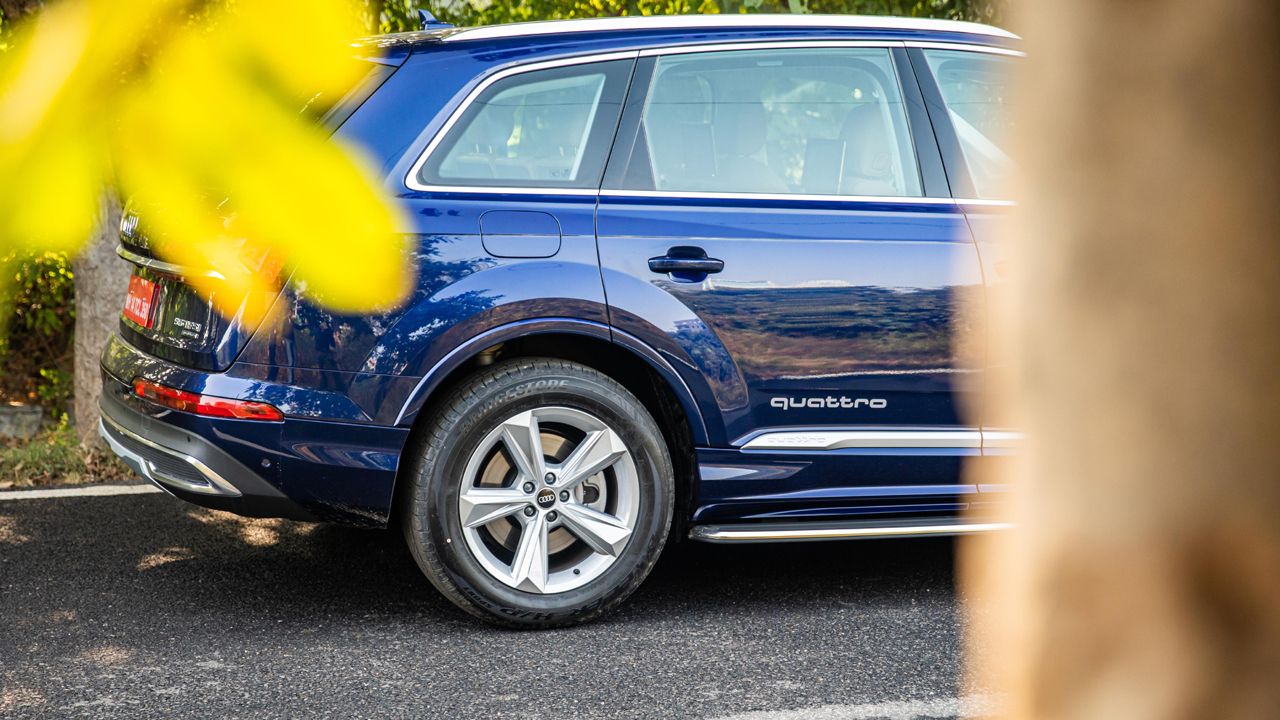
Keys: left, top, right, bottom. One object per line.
{"left": 1, "top": 487, "right": 978, "bottom": 719}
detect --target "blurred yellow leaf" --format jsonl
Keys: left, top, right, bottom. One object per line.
{"left": 228, "top": 1, "right": 370, "bottom": 100}
{"left": 1, "top": 125, "right": 105, "bottom": 252}
{"left": 0, "top": 0, "right": 412, "bottom": 322}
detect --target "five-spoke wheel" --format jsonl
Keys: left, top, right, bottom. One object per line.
{"left": 458, "top": 406, "right": 638, "bottom": 594}
{"left": 402, "top": 358, "right": 673, "bottom": 627}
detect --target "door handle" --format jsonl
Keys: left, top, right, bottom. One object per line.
{"left": 648, "top": 248, "right": 724, "bottom": 275}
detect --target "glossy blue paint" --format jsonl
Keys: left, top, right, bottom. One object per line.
{"left": 100, "top": 17, "right": 1018, "bottom": 527}
{"left": 480, "top": 211, "right": 562, "bottom": 258}
{"left": 597, "top": 195, "right": 984, "bottom": 445}
{"left": 101, "top": 372, "right": 405, "bottom": 526}
{"left": 694, "top": 447, "right": 978, "bottom": 522}
{"left": 235, "top": 214, "right": 609, "bottom": 383}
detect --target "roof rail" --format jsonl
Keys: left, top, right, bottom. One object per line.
{"left": 442, "top": 14, "right": 1019, "bottom": 43}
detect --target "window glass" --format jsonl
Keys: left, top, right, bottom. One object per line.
{"left": 302, "top": 59, "right": 393, "bottom": 130}
{"left": 628, "top": 48, "right": 922, "bottom": 197}
{"left": 923, "top": 50, "right": 1015, "bottom": 199}
{"left": 420, "top": 60, "right": 630, "bottom": 188}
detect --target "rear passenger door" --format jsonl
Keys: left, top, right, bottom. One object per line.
{"left": 596, "top": 44, "right": 986, "bottom": 449}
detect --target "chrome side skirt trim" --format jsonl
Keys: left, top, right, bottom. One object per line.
{"left": 981, "top": 430, "right": 1024, "bottom": 449}
{"left": 741, "top": 429, "right": 981, "bottom": 451}
{"left": 738, "top": 429, "right": 1024, "bottom": 452}
{"left": 690, "top": 519, "right": 1013, "bottom": 543}
{"left": 98, "top": 417, "right": 241, "bottom": 497}
{"left": 116, "top": 245, "right": 226, "bottom": 280}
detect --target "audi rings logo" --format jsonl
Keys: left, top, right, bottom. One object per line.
{"left": 536, "top": 489, "right": 556, "bottom": 508}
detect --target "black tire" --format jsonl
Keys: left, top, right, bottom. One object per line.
{"left": 401, "top": 357, "right": 674, "bottom": 628}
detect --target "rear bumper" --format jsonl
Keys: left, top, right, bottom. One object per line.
{"left": 99, "top": 335, "right": 411, "bottom": 527}
{"left": 98, "top": 389, "right": 321, "bottom": 521}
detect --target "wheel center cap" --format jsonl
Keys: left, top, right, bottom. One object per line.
{"left": 535, "top": 488, "right": 556, "bottom": 509}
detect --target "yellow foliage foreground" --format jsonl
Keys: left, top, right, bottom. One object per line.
{"left": 0, "top": 0, "right": 411, "bottom": 321}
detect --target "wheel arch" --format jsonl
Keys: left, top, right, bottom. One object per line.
{"left": 390, "top": 319, "right": 708, "bottom": 535}
{"left": 395, "top": 319, "right": 707, "bottom": 440}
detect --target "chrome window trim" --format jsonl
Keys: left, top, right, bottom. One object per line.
{"left": 601, "top": 189, "right": 957, "bottom": 205}
{"left": 955, "top": 198, "right": 1015, "bottom": 207}
{"left": 904, "top": 41, "right": 1026, "bottom": 57}
{"left": 401, "top": 46, "right": 1018, "bottom": 205}
{"left": 401, "top": 186, "right": 1011, "bottom": 205}
{"left": 99, "top": 415, "right": 242, "bottom": 497}
{"left": 404, "top": 50, "right": 640, "bottom": 194}
{"left": 636, "top": 39, "right": 902, "bottom": 57}
{"left": 441, "top": 16, "right": 1019, "bottom": 43}
{"left": 407, "top": 185, "right": 601, "bottom": 196}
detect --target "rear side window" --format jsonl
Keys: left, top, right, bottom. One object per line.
{"left": 417, "top": 59, "right": 632, "bottom": 189}
{"left": 621, "top": 47, "right": 922, "bottom": 198}
{"left": 923, "top": 50, "right": 1015, "bottom": 199}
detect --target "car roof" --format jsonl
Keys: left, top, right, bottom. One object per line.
{"left": 357, "top": 14, "right": 1018, "bottom": 56}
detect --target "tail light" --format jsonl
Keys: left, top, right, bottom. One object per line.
{"left": 133, "top": 379, "right": 283, "bottom": 421}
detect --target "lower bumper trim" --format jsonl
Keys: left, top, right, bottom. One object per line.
{"left": 99, "top": 416, "right": 242, "bottom": 497}
{"left": 688, "top": 518, "right": 1013, "bottom": 543}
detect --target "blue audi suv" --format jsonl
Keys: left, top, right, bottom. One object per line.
{"left": 100, "top": 14, "right": 1020, "bottom": 626}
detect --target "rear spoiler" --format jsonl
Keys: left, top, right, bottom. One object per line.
{"left": 115, "top": 244, "right": 226, "bottom": 280}
{"left": 351, "top": 9, "right": 463, "bottom": 64}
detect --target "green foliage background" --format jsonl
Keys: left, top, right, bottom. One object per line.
{"left": 0, "top": 252, "right": 75, "bottom": 414}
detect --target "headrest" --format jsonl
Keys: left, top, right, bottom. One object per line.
{"left": 840, "top": 104, "right": 894, "bottom": 179}
{"left": 651, "top": 75, "right": 710, "bottom": 124}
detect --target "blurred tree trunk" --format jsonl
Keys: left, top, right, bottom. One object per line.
{"left": 73, "top": 197, "right": 128, "bottom": 445}
{"left": 967, "top": 1, "right": 1280, "bottom": 719}
{"left": 0, "top": 0, "right": 42, "bottom": 23}
{"left": 366, "top": 0, "right": 384, "bottom": 33}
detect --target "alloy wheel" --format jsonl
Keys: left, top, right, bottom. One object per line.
{"left": 456, "top": 406, "right": 639, "bottom": 594}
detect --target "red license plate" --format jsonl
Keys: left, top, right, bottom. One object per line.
{"left": 122, "top": 275, "right": 158, "bottom": 328}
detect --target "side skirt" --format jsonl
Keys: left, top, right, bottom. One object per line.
{"left": 688, "top": 517, "right": 1012, "bottom": 543}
